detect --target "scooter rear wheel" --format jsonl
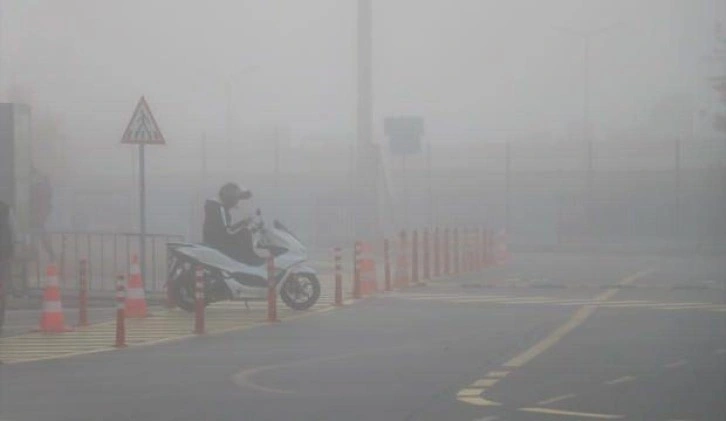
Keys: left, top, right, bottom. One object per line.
{"left": 170, "top": 275, "right": 197, "bottom": 313}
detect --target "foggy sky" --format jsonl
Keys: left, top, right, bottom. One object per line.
{"left": 0, "top": 0, "right": 722, "bottom": 176}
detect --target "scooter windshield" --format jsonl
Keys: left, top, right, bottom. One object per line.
{"left": 259, "top": 221, "right": 306, "bottom": 256}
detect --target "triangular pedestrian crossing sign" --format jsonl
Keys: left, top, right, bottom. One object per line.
{"left": 121, "top": 96, "right": 165, "bottom": 145}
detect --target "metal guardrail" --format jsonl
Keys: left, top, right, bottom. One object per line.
{"left": 20, "top": 231, "right": 185, "bottom": 293}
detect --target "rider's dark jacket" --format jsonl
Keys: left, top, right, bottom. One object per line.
{"left": 203, "top": 199, "right": 247, "bottom": 260}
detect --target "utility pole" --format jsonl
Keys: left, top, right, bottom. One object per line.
{"left": 356, "top": 0, "right": 377, "bottom": 239}
{"left": 0, "top": 0, "right": 4, "bottom": 101}
{"left": 674, "top": 136, "right": 681, "bottom": 240}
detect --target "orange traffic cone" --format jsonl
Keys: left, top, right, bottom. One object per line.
{"left": 39, "top": 263, "right": 71, "bottom": 333}
{"left": 125, "top": 255, "right": 148, "bottom": 318}
{"left": 359, "top": 242, "right": 378, "bottom": 295}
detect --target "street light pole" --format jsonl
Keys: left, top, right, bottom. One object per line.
{"left": 555, "top": 22, "right": 624, "bottom": 236}
{"left": 426, "top": 138, "right": 433, "bottom": 227}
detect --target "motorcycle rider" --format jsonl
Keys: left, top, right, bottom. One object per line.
{"left": 203, "top": 183, "right": 258, "bottom": 263}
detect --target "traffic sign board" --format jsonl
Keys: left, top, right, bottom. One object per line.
{"left": 121, "top": 97, "right": 165, "bottom": 145}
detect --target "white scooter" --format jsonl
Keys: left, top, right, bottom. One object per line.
{"left": 166, "top": 211, "right": 320, "bottom": 312}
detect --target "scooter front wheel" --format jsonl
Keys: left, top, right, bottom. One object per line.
{"left": 280, "top": 274, "right": 320, "bottom": 311}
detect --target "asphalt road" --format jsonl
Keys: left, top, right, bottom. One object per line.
{"left": 0, "top": 253, "right": 724, "bottom": 421}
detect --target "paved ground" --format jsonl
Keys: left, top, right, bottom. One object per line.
{"left": 0, "top": 253, "right": 724, "bottom": 420}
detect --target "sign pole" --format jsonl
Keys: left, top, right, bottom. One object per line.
{"left": 121, "top": 96, "right": 165, "bottom": 290}
{"left": 139, "top": 143, "right": 147, "bottom": 290}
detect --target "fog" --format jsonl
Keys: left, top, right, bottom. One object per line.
{"left": 0, "top": 0, "right": 724, "bottom": 249}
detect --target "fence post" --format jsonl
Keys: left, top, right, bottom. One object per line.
{"left": 334, "top": 247, "right": 343, "bottom": 306}
{"left": 400, "top": 230, "right": 409, "bottom": 287}
{"left": 353, "top": 241, "right": 362, "bottom": 299}
{"left": 482, "top": 229, "right": 490, "bottom": 267}
{"left": 471, "top": 227, "right": 481, "bottom": 272}
{"left": 114, "top": 275, "right": 126, "bottom": 348}
{"left": 267, "top": 256, "right": 279, "bottom": 322}
{"left": 78, "top": 259, "right": 88, "bottom": 327}
{"left": 194, "top": 266, "right": 205, "bottom": 334}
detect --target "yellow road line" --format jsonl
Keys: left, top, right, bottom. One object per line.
{"left": 503, "top": 268, "right": 654, "bottom": 369}
{"left": 504, "top": 305, "right": 596, "bottom": 369}
{"left": 537, "top": 393, "right": 577, "bottom": 405}
{"left": 518, "top": 407, "right": 624, "bottom": 419}
{"left": 456, "top": 268, "right": 655, "bottom": 410}
{"left": 604, "top": 375, "right": 636, "bottom": 385}
{"left": 456, "top": 396, "right": 501, "bottom": 407}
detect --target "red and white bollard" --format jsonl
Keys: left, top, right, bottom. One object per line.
{"left": 78, "top": 259, "right": 89, "bottom": 327}
{"left": 474, "top": 227, "right": 482, "bottom": 272}
{"left": 453, "top": 228, "right": 460, "bottom": 275}
{"left": 384, "top": 238, "right": 392, "bottom": 291}
{"left": 423, "top": 229, "right": 430, "bottom": 281}
{"left": 334, "top": 247, "right": 343, "bottom": 306}
{"left": 115, "top": 275, "right": 126, "bottom": 348}
{"left": 194, "top": 266, "right": 205, "bottom": 334}
{"left": 412, "top": 230, "right": 420, "bottom": 284}
{"left": 444, "top": 228, "right": 451, "bottom": 275}
{"left": 482, "top": 228, "right": 491, "bottom": 267}
{"left": 353, "top": 241, "right": 362, "bottom": 299}
{"left": 267, "top": 256, "right": 280, "bottom": 323}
